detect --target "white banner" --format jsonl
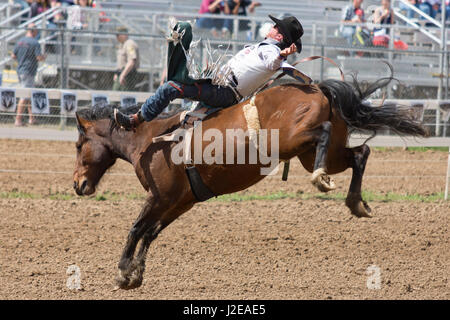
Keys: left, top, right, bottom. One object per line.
{"left": 0, "top": 88, "right": 16, "bottom": 112}
{"left": 91, "top": 94, "right": 109, "bottom": 107}
{"left": 61, "top": 91, "right": 77, "bottom": 114}
{"left": 120, "top": 95, "right": 137, "bottom": 108}
{"left": 31, "top": 90, "right": 49, "bottom": 114}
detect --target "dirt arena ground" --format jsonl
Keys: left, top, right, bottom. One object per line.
{"left": 0, "top": 139, "right": 448, "bottom": 299}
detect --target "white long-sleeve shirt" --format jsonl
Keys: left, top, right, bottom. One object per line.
{"left": 225, "top": 38, "right": 294, "bottom": 97}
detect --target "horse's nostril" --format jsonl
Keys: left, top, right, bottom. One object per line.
{"left": 80, "top": 180, "right": 88, "bottom": 192}
{"left": 73, "top": 181, "right": 78, "bottom": 190}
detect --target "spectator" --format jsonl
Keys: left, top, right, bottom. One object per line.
{"left": 11, "top": 23, "right": 46, "bottom": 126}
{"left": 340, "top": 0, "right": 365, "bottom": 46}
{"left": 66, "top": 0, "right": 91, "bottom": 54}
{"left": 196, "top": 0, "right": 230, "bottom": 37}
{"left": 59, "top": 0, "right": 74, "bottom": 6}
{"left": 419, "top": 0, "right": 438, "bottom": 19}
{"left": 422, "top": 0, "right": 450, "bottom": 19}
{"left": 225, "top": 0, "right": 261, "bottom": 38}
{"left": 113, "top": 27, "right": 140, "bottom": 92}
{"left": 13, "top": 0, "right": 30, "bottom": 12}
{"left": 66, "top": 0, "right": 90, "bottom": 30}
{"left": 399, "top": 0, "right": 419, "bottom": 19}
{"left": 14, "top": 0, "right": 32, "bottom": 23}
{"left": 47, "top": 0, "right": 64, "bottom": 29}
{"left": 372, "top": 0, "right": 396, "bottom": 49}
{"left": 29, "top": 0, "right": 50, "bottom": 18}
{"left": 373, "top": 0, "right": 394, "bottom": 33}
{"left": 45, "top": 1, "right": 65, "bottom": 53}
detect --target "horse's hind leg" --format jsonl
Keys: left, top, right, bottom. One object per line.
{"left": 310, "top": 121, "right": 336, "bottom": 192}
{"left": 345, "top": 144, "right": 372, "bottom": 218}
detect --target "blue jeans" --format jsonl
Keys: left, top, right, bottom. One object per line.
{"left": 196, "top": 16, "right": 231, "bottom": 31}
{"left": 399, "top": 2, "right": 419, "bottom": 19}
{"left": 418, "top": 3, "right": 435, "bottom": 19}
{"left": 341, "top": 26, "right": 355, "bottom": 46}
{"left": 140, "top": 81, "right": 238, "bottom": 121}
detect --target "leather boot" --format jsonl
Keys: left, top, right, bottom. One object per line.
{"left": 114, "top": 109, "right": 144, "bottom": 130}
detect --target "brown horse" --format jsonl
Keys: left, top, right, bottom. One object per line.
{"left": 73, "top": 73, "right": 427, "bottom": 290}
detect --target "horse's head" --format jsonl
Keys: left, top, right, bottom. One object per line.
{"left": 73, "top": 111, "right": 117, "bottom": 196}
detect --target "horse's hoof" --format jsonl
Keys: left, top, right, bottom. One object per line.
{"left": 311, "top": 168, "right": 336, "bottom": 192}
{"left": 346, "top": 195, "right": 372, "bottom": 218}
{"left": 115, "top": 270, "right": 131, "bottom": 289}
{"left": 128, "top": 272, "right": 143, "bottom": 289}
{"left": 114, "top": 267, "right": 144, "bottom": 290}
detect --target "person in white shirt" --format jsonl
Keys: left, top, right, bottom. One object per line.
{"left": 114, "top": 15, "right": 304, "bottom": 130}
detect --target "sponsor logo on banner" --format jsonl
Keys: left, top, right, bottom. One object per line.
{"left": 92, "top": 94, "right": 109, "bottom": 107}
{"left": 0, "top": 88, "right": 16, "bottom": 112}
{"left": 61, "top": 92, "right": 77, "bottom": 114}
{"left": 120, "top": 95, "right": 137, "bottom": 108}
{"left": 31, "top": 90, "right": 50, "bottom": 114}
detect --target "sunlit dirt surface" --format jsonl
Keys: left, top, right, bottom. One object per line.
{"left": 0, "top": 139, "right": 448, "bottom": 299}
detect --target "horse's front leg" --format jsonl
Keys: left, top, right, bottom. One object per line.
{"left": 116, "top": 196, "right": 164, "bottom": 289}
{"left": 123, "top": 201, "right": 194, "bottom": 289}
{"left": 345, "top": 144, "right": 372, "bottom": 218}
{"left": 310, "top": 121, "right": 336, "bottom": 192}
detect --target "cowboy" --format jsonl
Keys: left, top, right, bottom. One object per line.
{"left": 114, "top": 14, "right": 304, "bottom": 130}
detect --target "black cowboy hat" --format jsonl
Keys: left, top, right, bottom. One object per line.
{"left": 269, "top": 14, "right": 303, "bottom": 53}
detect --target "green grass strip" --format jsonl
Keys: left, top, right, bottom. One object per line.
{"left": 0, "top": 190, "right": 445, "bottom": 203}
{"left": 373, "top": 146, "right": 449, "bottom": 152}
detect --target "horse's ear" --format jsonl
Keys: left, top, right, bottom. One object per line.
{"left": 75, "top": 112, "right": 92, "bottom": 135}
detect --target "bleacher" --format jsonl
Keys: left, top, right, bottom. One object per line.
{"left": 0, "top": 0, "right": 449, "bottom": 94}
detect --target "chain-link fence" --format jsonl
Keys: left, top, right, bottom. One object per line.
{"left": 0, "top": 4, "right": 450, "bottom": 135}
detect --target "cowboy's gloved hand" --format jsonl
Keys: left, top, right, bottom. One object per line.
{"left": 280, "top": 43, "right": 297, "bottom": 57}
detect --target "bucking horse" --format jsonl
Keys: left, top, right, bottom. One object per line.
{"left": 73, "top": 70, "right": 427, "bottom": 290}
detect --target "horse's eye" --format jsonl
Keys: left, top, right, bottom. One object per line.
{"left": 76, "top": 143, "right": 82, "bottom": 151}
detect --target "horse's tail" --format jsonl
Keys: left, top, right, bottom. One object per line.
{"left": 318, "top": 66, "right": 428, "bottom": 137}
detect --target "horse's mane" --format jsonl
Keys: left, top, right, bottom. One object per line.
{"left": 76, "top": 103, "right": 141, "bottom": 121}
{"left": 76, "top": 103, "right": 183, "bottom": 133}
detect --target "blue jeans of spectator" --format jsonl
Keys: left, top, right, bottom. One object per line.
{"left": 399, "top": 2, "right": 419, "bottom": 19}
{"left": 341, "top": 26, "right": 355, "bottom": 46}
{"left": 418, "top": 3, "right": 435, "bottom": 19}
{"left": 438, "top": 5, "right": 450, "bottom": 20}
{"left": 140, "top": 81, "right": 238, "bottom": 121}
{"left": 196, "top": 16, "right": 230, "bottom": 31}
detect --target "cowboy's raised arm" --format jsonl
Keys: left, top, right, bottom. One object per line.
{"left": 259, "top": 42, "right": 298, "bottom": 71}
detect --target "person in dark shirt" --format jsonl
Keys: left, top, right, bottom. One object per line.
{"left": 225, "top": 0, "right": 261, "bottom": 35}
{"left": 196, "top": 0, "right": 230, "bottom": 37}
{"left": 11, "top": 23, "right": 46, "bottom": 126}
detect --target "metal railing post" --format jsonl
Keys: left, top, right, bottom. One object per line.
{"left": 6, "top": 3, "right": 11, "bottom": 28}
{"left": 320, "top": 45, "right": 324, "bottom": 82}
{"left": 446, "top": 49, "right": 449, "bottom": 100}
{"left": 387, "top": 25, "right": 395, "bottom": 98}
{"left": 436, "top": 2, "right": 447, "bottom": 136}
{"left": 59, "top": 26, "right": 67, "bottom": 130}
{"left": 311, "top": 23, "right": 316, "bottom": 57}
{"left": 232, "top": 16, "right": 238, "bottom": 55}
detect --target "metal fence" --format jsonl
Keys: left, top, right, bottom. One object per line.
{"left": 0, "top": 5, "right": 450, "bottom": 135}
